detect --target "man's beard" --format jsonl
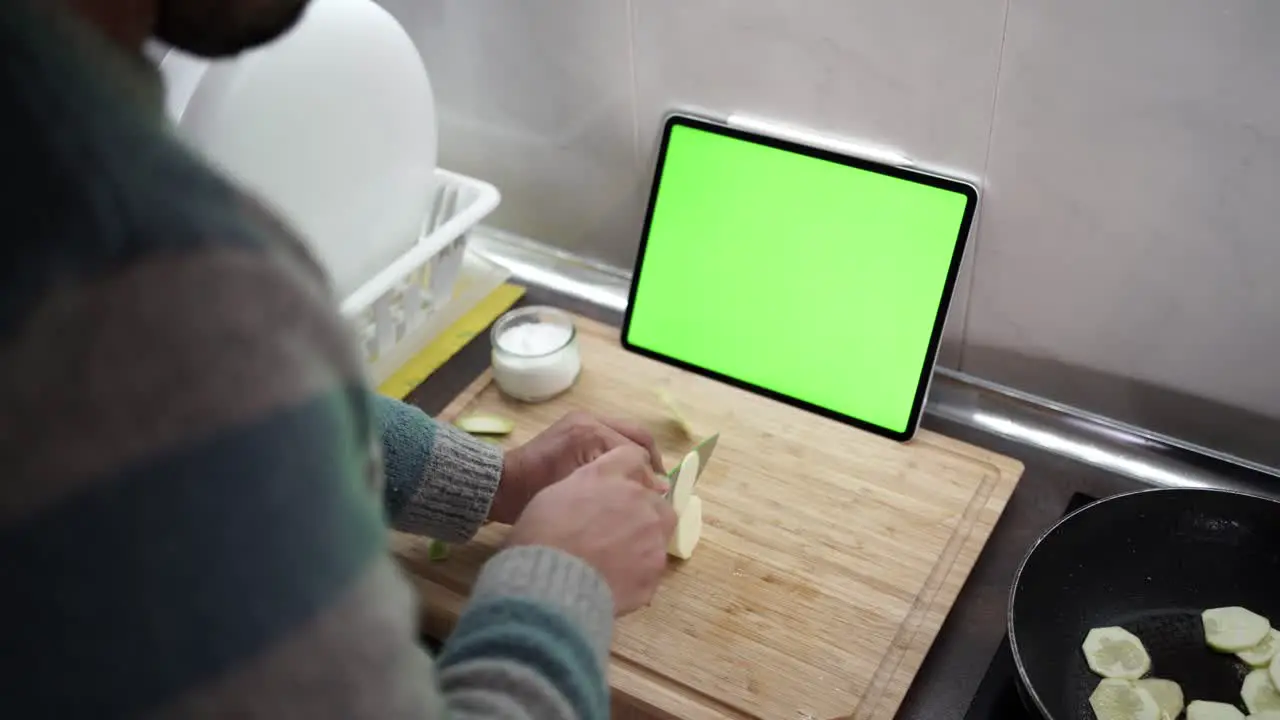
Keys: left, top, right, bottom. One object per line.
{"left": 155, "top": 0, "right": 310, "bottom": 58}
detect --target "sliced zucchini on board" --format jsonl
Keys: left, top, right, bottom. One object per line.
{"left": 1137, "top": 678, "right": 1184, "bottom": 720}
{"left": 1203, "top": 607, "right": 1272, "bottom": 652}
{"left": 455, "top": 414, "right": 515, "bottom": 436}
{"left": 1271, "top": 656, "right": 1280, "bottom": 695}
{"left": 427, "top": 539, "right": 450, "bottom": 562}
{"left": 658, "top": 389, "right": 696, "bottom": 438}
{"left": 667, "top": 451, "right": 699, "bottom": 516}
{"left": 667, "top": 495, "right": 703, "bottom": 560}
{"left": 1244, "top": 668, "right": 1280, "bottom": 715}
{"left": 1187, "top": 701, "right": 1246, "bottom": 720}
{"left": 1238, "top": 630, "right": 1280, "bottom": 668}
{"left": 1090, "top": 679, "right": 1161, "bottom": 720}
{"left": 1084, "top": 627, "right": 1152, "bottom": 679}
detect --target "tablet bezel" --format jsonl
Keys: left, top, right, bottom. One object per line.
{"left": 621, "top": 112, "right": 979, "bottom": 442}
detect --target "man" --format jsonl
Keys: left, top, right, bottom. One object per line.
{"left": 0, "top": 1, "right": 677, "bottom": 718}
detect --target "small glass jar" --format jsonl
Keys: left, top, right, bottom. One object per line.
{"left": 490, "top": 306, "right": 582, "bottom": 402}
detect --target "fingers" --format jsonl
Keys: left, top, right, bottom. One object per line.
{"left": 593, "top": 424, "right": 667, "bottom": 492}
{"left": 648, "top": 472, "right": 671, "bottom": 496}
{"left": 652, "top": 494, "right": 678, "bottom": 537}
{"left": 598, "top": 417, "right": 665, "bottom": 474}
{"left": 588, "top": 446, "right": 669, "bottom": 495}
{"left": 589, "top": 444, "right": 655, "bottom": 487}
{"left": 564, "top": 411, "right": 669, "bottom": 491}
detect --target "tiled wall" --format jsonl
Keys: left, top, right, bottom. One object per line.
{"left": 377, "top": 0, "right": 1280, "bottom": 466}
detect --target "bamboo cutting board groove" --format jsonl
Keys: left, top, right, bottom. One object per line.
{"left": 393, "top": 315, "right": 1023, "bottom": 720}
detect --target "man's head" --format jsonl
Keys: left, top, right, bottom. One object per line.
{"left": 155, "top": 0, "right": 311, "bottom": 56}
{"left": 69, "top": 0, "right": 312, "bottom": 57}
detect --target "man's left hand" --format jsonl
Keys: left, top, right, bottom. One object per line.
{"left": 489, "top": 411, "right": 667, "bottom": 525}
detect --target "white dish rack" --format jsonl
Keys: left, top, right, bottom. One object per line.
{"left": 341, "top": 168, "right": 500, "bottom": 384}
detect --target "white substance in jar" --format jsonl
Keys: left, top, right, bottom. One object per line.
{"left": 491, "top": 316, "right": 582, "bottom": 402}
{"left": 498, "top": 322, "right": 571, "bottom": 356}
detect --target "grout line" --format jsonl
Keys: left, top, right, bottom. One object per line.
{"left": 958, "top": 0, "right": 1015, "bottom": 371}
{"left": 624, "top": 0, "right": 643, "bottom": 171}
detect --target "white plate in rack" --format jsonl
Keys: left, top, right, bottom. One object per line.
{"left": 156, "top": 0, "right": 439, "bottom": 300}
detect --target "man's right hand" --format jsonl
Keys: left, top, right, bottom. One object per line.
{"left": 506, "top": 445, "right": 678, "bottom": 615}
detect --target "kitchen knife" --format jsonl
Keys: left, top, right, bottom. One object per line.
{"left": 664, "top": 432, "right": 721, "bottom": 493}
{"left": 690, "top": 432, "right": 719, "bottom": 488}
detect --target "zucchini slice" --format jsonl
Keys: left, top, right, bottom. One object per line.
{"left": 1238, "top": 630, "right": 1280, "bottom": 668}
{"left": 427, "top": 539, "right": 450, "bottom": 562}
{"left": 1083, "top": 626, "right": 1152, "bottom": 679}
{"left": 1187, "top": 700, "right": 1246, "bottom": 720}
{"left": 668, "top": 450, "right": 700, "bottom": 516}
{"left": 1244, "top": 668, "right": 1280, "bottom": 715}
{"left": 1203, "top": 607, "right": 1271, "bottom": 652}
{"left": 1136, "top": 678, "right": 1184, "bottom": 720}
{"left": 455, "top": 413, "right": 515, "bottom": 436}
{"left": 1090, "top": 679, "right": 1161, "bottom": 720}
{"left": 667, "top": 495, "right": 703, "bottom": 560}
{"left": 658, "top": 389, "right": 696, "bottom": 438}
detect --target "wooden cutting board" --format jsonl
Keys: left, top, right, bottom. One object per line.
{"left": 392, "top": 315, "right": 1023, "bottom": 720}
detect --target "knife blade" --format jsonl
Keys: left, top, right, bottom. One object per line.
{"left": 662, "top": 432, "right": 720, "bottom": 500}
{"left": 690, "top": 432, "right": 719, "bottom": 487}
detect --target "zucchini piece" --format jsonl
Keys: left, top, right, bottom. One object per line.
{"left": 667, "top": 495, "right": 703, "bottom": 560}
{"left": 1187, "top": 701, "right": 1246, "bottom": 720}
{"left": 658, "top": 389, "right": 696, "bottom": 438}
{"left": 1247, "top": 712, "right": 1280, "bottom": 719}
{"left": 1245, "top": 668, "right": 1280, "bottom": 715}
{"left": 1238, "top": 630, "right": 1280, "bottom": 668}
{"left": 1271, "top": 655, "right": 1280, "bottom": 694}
{"left": 1203, "top": 607, "right": 1271, "bottom": 652}
{"left": 427, "top": 539, "right": 450, "bottom": 562}
{"left": 455, "top": 414, "right": 515, "bottom": 436}
{"left": 1083, "top": 626, "right": 1152, "bottom": 679}
{"left": 1090, "top": 679, "right": 1161, "bottom": 720}
{"left": 1137, "top": 678, "right": 1184, "bottom": 720}
{"left": 668, "top": 450, "right": 700, "bottom": 516}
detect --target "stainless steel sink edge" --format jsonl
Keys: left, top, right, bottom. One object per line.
{"left": 470, "top": 227, "right": 1280, "bottom": 494}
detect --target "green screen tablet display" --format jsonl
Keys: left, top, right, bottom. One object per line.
{"left": 622, "top": 116, "right": 977, "bottom": 440}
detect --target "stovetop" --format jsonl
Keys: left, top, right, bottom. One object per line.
{"left": 961, "top": 492, "right": 1098, "bottom": 720}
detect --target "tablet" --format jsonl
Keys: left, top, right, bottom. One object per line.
{"left": 621, "top": 113, "right": 978, "bottom": 442}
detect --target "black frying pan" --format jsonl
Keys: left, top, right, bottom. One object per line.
{"left": 1010, "top": 488, "right": 1280, "bottom": 719}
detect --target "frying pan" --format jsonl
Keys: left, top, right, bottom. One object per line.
{"left": 1010, "top": 488, "right": 1280, "bottom": 719}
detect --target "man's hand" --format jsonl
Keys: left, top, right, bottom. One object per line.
{"left": 507, "top": 446, "right": 678, "bottom": 615}
{"left": 490, "top": 411, "right": 666, "bottom": 525}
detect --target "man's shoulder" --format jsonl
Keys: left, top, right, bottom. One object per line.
{"left": 0, "top": 0, "right": 373, "bottom": 531}
{"left": 0, "top": 0, "right": 333, "bottom": 336}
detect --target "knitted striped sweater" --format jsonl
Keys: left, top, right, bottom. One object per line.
{"left": 0, "top": 3, "right": 612, "bottom": 718}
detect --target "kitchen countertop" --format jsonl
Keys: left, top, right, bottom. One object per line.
{"left": 403, "top": 282, "right": 1280, "bottom": 720}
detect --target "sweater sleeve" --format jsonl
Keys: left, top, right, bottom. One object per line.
{"left": 371, "top": 398, "right": 617, "bottom": 717}
{"left": 0, "top": 244, "right": 615, "bottom": 720}
{"left": 438, "top": 547, "right": 615, "bottom": 720}
{"left": 374, "top": 393, "right": 504, "bottom": 542}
